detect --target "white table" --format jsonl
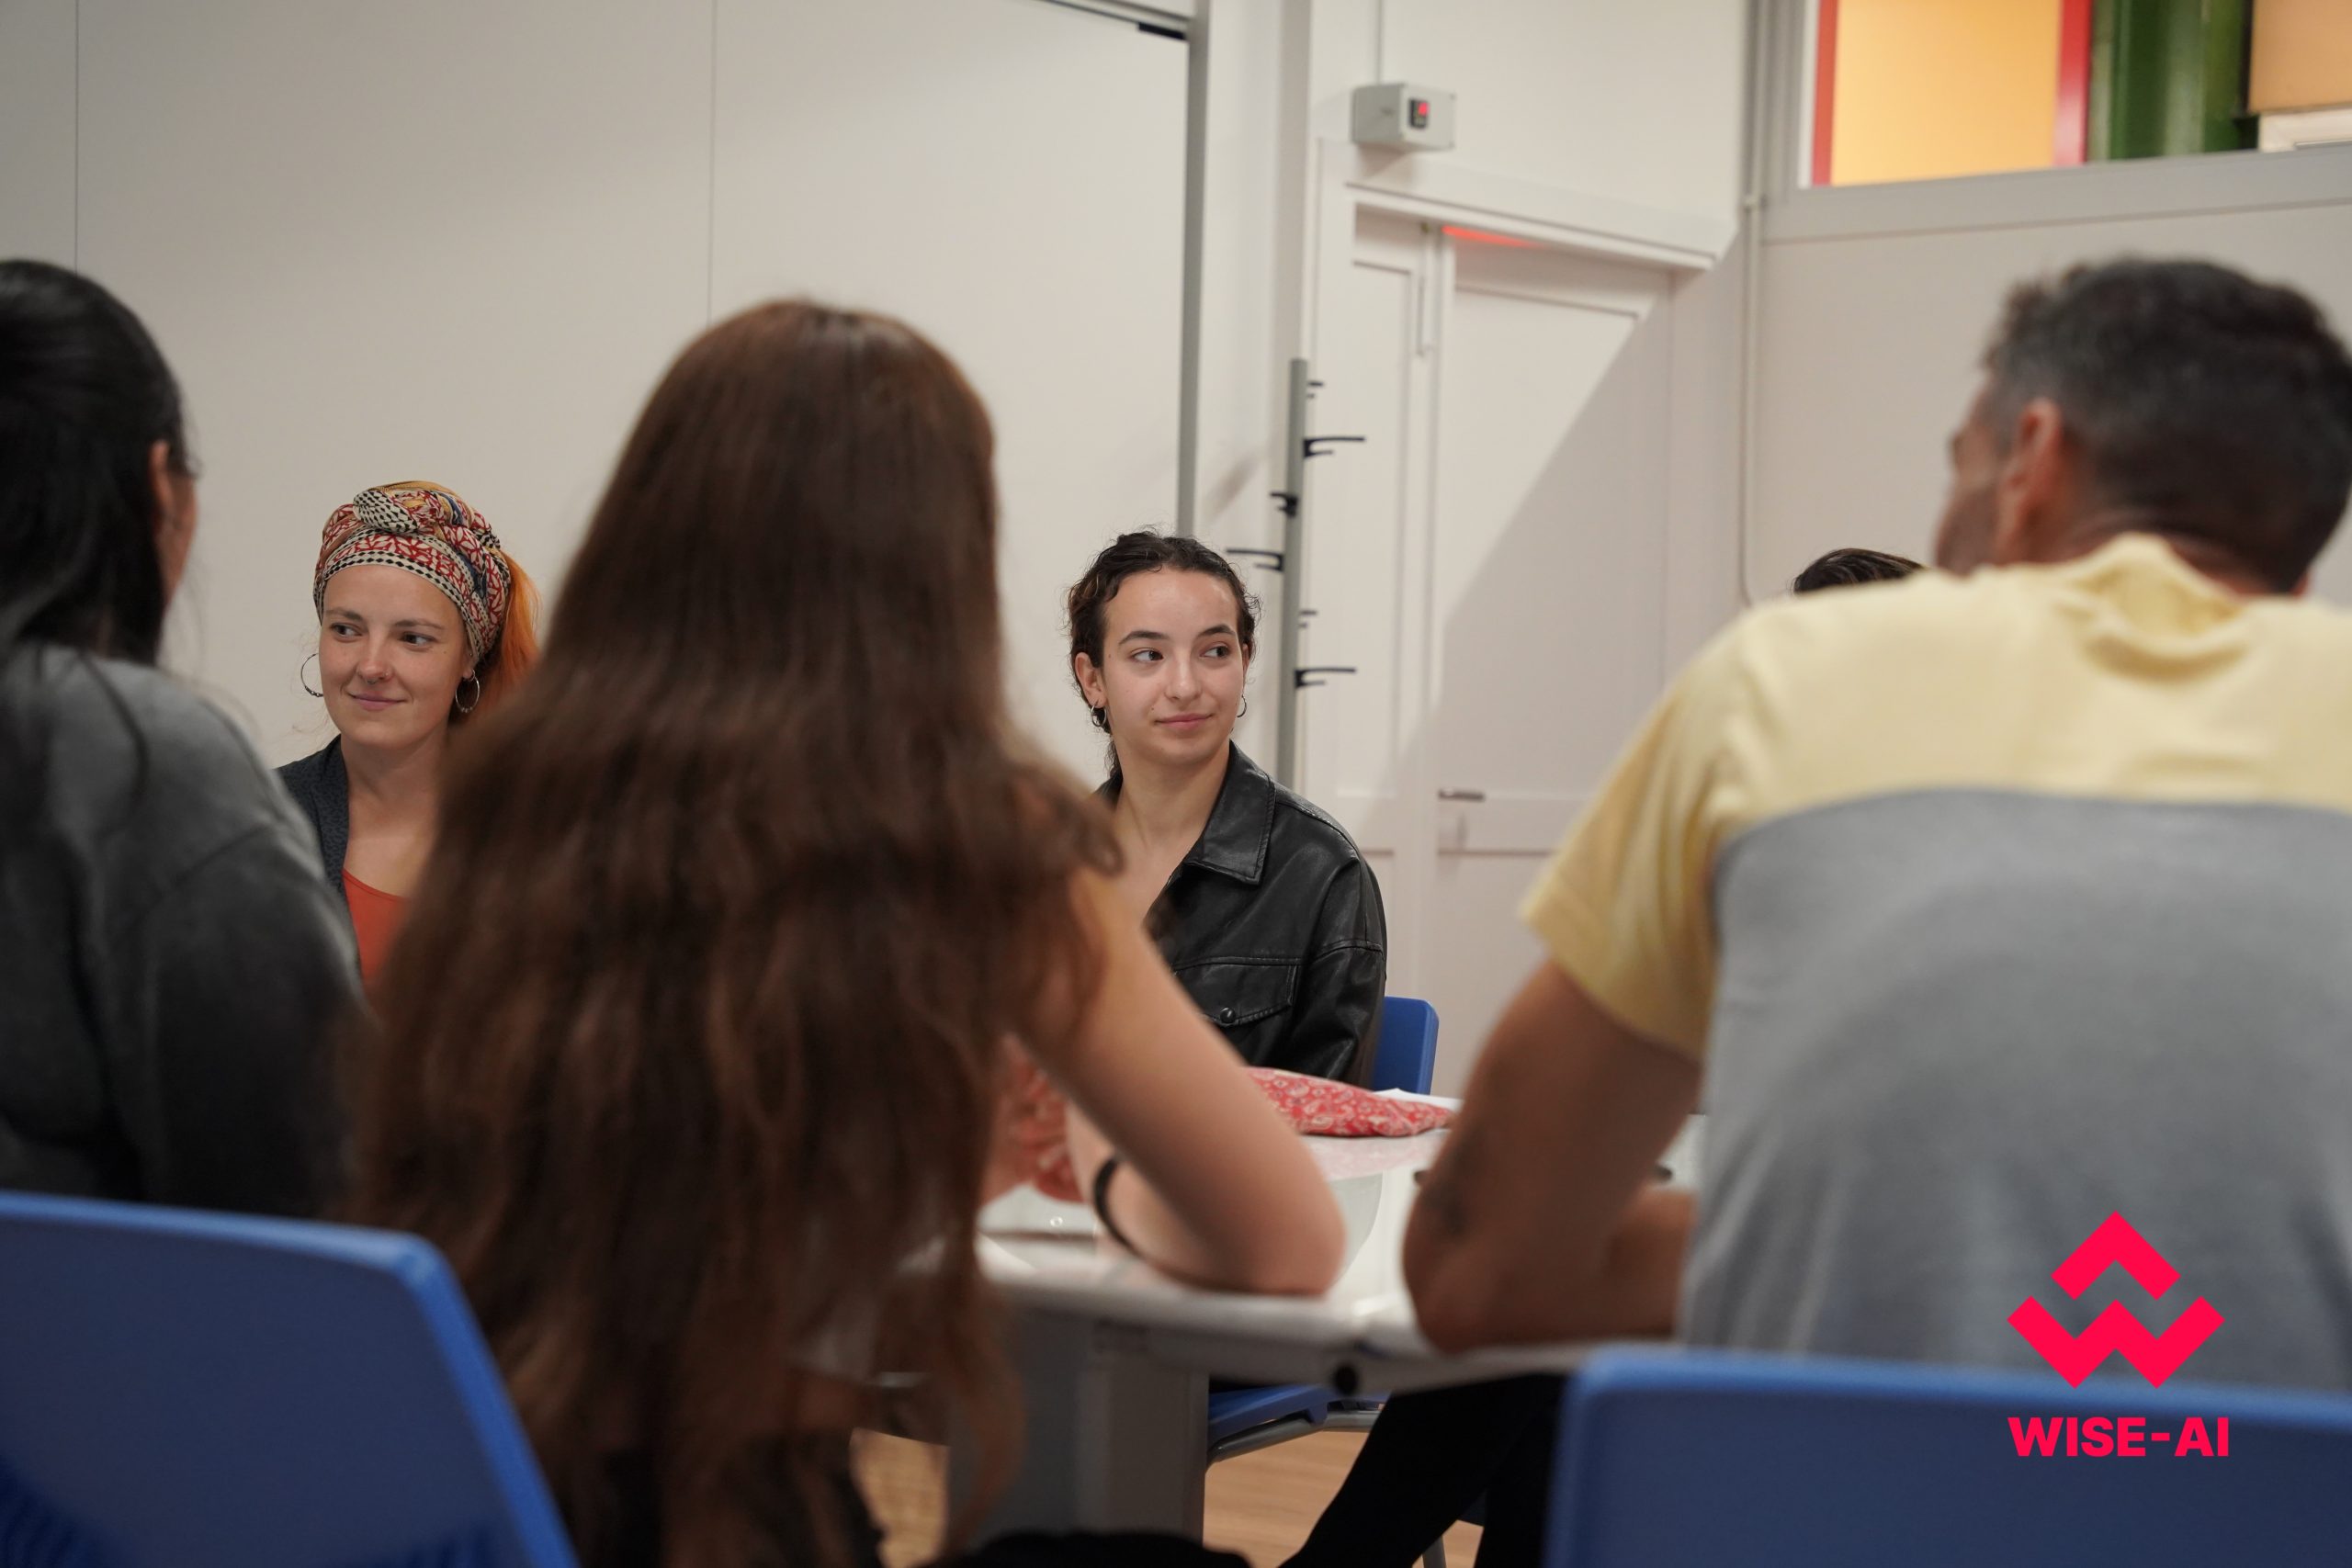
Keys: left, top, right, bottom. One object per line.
{"left": 964, "top": 1122, "right": 1698, "bottom": 1536}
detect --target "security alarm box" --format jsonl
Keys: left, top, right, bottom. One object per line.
{"left": 1351, "top": 83, "right": 1455, "bottom": 151}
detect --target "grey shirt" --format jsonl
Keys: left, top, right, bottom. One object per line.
{"left": 0, "top": 647, "right": 356, "bottom": 1214}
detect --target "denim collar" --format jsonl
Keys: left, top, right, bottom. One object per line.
{"left": 1094, "top": 743, "right": 1277, "bottom": 887}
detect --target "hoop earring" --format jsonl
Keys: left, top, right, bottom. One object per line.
{"left": 300, "top": 653, "right": 322, "bottom": 699}
{"left": 454, "top": 673, "right": 481, "bottom": 715}
{"left": 1238, "top": 694, "right": 1250, "bottom": 719}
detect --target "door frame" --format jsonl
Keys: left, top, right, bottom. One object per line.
{"left": 1299, "top": 143, "right": 1725, "bottom": 998}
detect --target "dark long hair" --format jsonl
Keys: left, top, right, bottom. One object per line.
{"left": 1792, "top": 547, "right": 1920, "bottom": 593}
{"left": 0, "top": 260, "right": 188, "bottom": 667}
{"left": 345, "top": 301, "right": 1117, "bottom": 1567}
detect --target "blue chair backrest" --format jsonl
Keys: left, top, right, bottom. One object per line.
{"left": 1550, "top": 1346, "right": 2352, "bottom": 1568}
{"left": 0, "top": 1191, "right": 577, "bottom": 1568}
{"left": 1372, "top": 997, "right": 1439, "bottom": 1096}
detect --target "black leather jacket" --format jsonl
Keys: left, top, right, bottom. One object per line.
{"left": 1102, "top": 746, "right": 1387, "bottom": 1084}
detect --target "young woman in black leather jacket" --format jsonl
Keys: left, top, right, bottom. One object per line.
{"left": 1068, "top": 531, "right": 1386, "bottom": 1083}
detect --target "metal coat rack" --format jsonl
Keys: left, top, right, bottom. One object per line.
{"left": 1230, "top": 358, "right": 1363, "bottom": 790}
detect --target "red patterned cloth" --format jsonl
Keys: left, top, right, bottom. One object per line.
{"left": 314, "top": 482, "right": 513, "bottom": 660}
{"left": 1001, "top": 1051, "right": 1084, "bottom": 1202}
{"left": 996, "top": 1062, "right": 1452, "bottom": 1204}
{"left": 1250, "top": 1068, "right": 1453, "bottom": 1137}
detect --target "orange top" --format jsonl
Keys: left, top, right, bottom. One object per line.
{"left": 341, "top": 869, "right": 410, "bottom": 987}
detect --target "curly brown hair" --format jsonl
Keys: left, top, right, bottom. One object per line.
{"left": 345, "top": 300, "right": 1117, "bottom": 1567}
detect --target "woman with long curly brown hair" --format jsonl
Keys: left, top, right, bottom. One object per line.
{"left": 345, "top": 300, "right": 1343, "bottom": 1568}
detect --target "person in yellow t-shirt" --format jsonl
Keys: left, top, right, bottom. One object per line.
{"left": 1348, "top": 258, "right": 2352, "bottom": 1567}
{"left": 1408, "top": 262, "right": 2352, "bottom": 1381}
{"left": 1283, "top": 545, "right": 1919, "bottom": 1568}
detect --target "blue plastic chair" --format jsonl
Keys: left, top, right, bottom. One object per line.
{"left": 1369, "top": 996, "right": 1440, "bottom": 1106}
{"left": 1206, "top": 997, "right": 1440, "bottom": 1462}
{"left": 1548, "top": 1346, "right": 2352, "bottom": 1568}
{"left": 0, "top": 1190, "right": 578, "bottom": 1568}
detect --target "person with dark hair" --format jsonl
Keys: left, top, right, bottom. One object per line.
{"left": 1792, "top": 546, "right": 1921, "bottom": 593}
{"left": 0, "top": 258, "right": 354, "bottom": 1213}
{"left": 1286, "top": 535, "right": 1923, "bottom": 1568}
{"left": 1946, "top": 258, "right": 2352, "bottom": 592}
{"left": 344, "top": 303, "right": 1343, "bottom": 1568}
{"left": 1404, "top": 245, "right": 2352, "bottom": 1488}
{"left": 1067, "top": 530, "right": 1386, "bottom": 1083}
{"left": 277, "top": 480, "right": 541, "bottom": 984}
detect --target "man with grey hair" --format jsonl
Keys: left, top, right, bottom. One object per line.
{"left": 1410, "top": 257, "right": 2352, "bottom": 1383}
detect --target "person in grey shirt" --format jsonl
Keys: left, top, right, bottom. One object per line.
{"left": 0, "top": 259, "right": 356, "bottom": 1215}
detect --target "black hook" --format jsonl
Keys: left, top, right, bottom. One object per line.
{"left": 1227, "top": 547, "right": 1284, "bottom": 571}
{"left": 1295, "top": 665, "right": 1358, "bottom": 689}
{"left": 1303, "top": 435, "right": 1366, "bottom": 459}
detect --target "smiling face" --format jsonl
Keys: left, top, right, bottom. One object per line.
{"left": 318, "top": 562, "right": 474, "bottom": 751}
{"left": 1074, "top": 568, "right": 1250, "bottom": 775}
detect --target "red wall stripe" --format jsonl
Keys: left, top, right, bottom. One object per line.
{"left": 1812, "top": 0, "right": 1841, "bottom": 186}
{"left": 2053, "top": 0, "right": 2094, "bottom": 164}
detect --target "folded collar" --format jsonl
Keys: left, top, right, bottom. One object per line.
{"left": 1094, "top": 743, "right": 1277, "bottom": 886}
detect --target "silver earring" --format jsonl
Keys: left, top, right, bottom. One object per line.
{"left": 1238, "top": 694, "right": 1250, "bottom": 719}
{"left": 454, "top": 673, "right": 481, "bottom": 715}
{"left": 300, "top": 653, "right": 322, "bottom": 698}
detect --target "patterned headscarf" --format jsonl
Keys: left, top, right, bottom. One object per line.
{"left": 312, "top": 482, "right": 512, "bottom": 661}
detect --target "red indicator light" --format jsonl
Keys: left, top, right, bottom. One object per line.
{"left": 1441, "top": 225, "right": 1539, "bottom": 249}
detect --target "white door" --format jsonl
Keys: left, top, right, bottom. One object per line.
{"left": 1306, "top": 215, "right": 1674, "bottom": 1094}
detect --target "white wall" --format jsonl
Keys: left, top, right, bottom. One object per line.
{"left": 708, "top": 0, "right": 1184, "bottom": 770}
{"left": 0, "top": 1, "right": 75, "bottom": 266}
{"left": 1354, "top": 0, "right": 1754, "bottom": 668}
{"left": 1188, "top": 0, "right": 1753, "bottom": 761}
{"left": 1176, "top": 0, "right": 1752, "bottom": 1083}
{"left": 4, "top": 0, "right": 1184, "bottom": 775}
{"left": 1379, "top": 0, "right": 1747, "bottom": 219}
{"left": 78, "top": 1, "right": 715, "bottom": 760}
{"left": 1751, "top": 146, "right": 2352, "bottom": 601}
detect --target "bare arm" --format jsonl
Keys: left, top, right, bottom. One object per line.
{"left": 1403, "top": 959, "right": 1701, "bottom": 1351}
{"left": 1025, "top": 870, "right": 1346, "bottom": 1296}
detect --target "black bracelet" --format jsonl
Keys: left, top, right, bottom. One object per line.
{"left": 1090, "top": 1154, "right": 1138, "bottom": 1255}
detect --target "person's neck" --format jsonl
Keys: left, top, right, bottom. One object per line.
{"left": 341, "top": 728, "right": 446, "bottom": 822}
{"left": 2052, "top": 513, "right": 2280, "bottom": 596}
{"left": 1112, "top": 742, "right": 1231, "bottom": 860}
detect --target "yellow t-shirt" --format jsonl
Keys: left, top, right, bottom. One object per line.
{"left": 1521, "top": 533, "right": 2352, "bottom": 1057}
{"left": 1527, "top": 533, "right": 2352, "bottom": 1389}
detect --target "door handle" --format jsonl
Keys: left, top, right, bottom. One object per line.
{"left": 1437, "top": 788, "right": 1486, "bottom": 802}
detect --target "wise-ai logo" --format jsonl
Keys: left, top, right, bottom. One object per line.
{"left": 2004, "top": 1213, "right": 2229, "bottom": 1460}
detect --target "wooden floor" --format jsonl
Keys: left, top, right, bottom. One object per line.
{"left": 854, "top": 1430, "right": 1482, "bottom": 1567}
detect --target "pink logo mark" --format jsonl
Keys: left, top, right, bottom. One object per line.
{"left": 2008, "top": 1213, "right": 2223, "bottom": 1387}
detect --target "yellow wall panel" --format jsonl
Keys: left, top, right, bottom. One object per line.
{"left": 1833, "top": 0, "right": 2064, "bottom": 186}
{"left": 2251, "top": 0, "right": 2352, "bottom": 113}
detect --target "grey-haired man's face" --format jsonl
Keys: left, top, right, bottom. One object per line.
{"left": 1932, "top": 385, "right": 2003, "bottom": 574}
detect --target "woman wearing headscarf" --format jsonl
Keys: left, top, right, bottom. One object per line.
{"left": 277, "top": 481, "right": 539, "bottom": 983}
